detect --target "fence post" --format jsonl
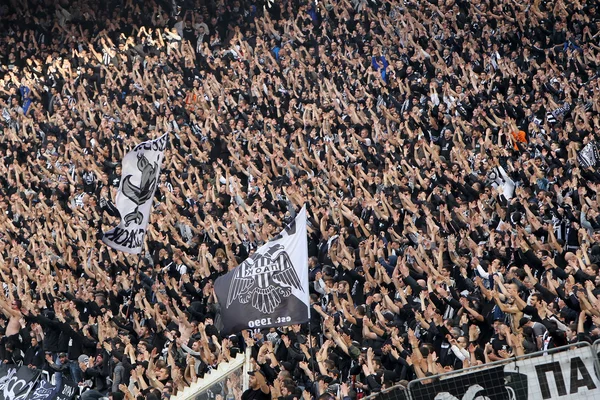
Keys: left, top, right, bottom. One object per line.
{"left": 172, "top": 353, "right": 246, "bottom": 400}
{"left": 243, "top": 346, "right": 251, "bottom": 391}
{"left": 593, "top": 339, "right": 600, "bottom": 385}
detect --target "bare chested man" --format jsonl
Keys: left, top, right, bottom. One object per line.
{"left": 0, "top": 298, "right": 22, "bottom": 337}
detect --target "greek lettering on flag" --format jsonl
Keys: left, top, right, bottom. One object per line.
{"left": 215, "top": 207, "right": 310, "bottom": 334}
{"left": 102, "top": 134, "right": 167, "bottom": 254}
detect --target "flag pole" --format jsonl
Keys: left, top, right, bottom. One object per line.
{"left": 307, "top": 309, "right": 318, "bottom": 385}
{"left": 101, "top": 133, "right": 168, "bottom": 318}
{"left": 128, "top": 202, "right": 157, "bottom": 319}
{"left": 127, "top": 240, "right": 147, "bottom": 319}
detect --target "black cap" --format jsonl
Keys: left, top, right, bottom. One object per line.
{"left": 519, "top": 317, "right": 531, "bottom": 327}
{"left": 316, "top": 375, "right": 333, "bottom": 384}
{"left": 340, "top": 326, "right": 352, "bottom": 336}
{"left": 112, "top": 350, "right": 124, "bottom": 362}
{"left": 381, "top": 370, "right": 398, "bottom": 382}
{"left": 205, "top": 324, "right": 219, "bottom": 338}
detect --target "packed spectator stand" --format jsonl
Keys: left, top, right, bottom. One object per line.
{"left": 1, "top": 0, "right": 600, "bottom": 399}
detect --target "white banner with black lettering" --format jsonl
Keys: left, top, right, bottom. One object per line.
{"left": 503, "top": 346, "right": 600, "bottom": 400}
{"left": 102, "top": 134, "right": 168, "bottom": 254}
{"left": 214, "top": 207, "right": 310, "bottom": 334}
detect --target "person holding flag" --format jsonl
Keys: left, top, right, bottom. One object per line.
{"left": 102, "top": 134, "right": 168, "bottom": 254}
{"left": 215, "top": 207, "right": 311, "bottom": 335}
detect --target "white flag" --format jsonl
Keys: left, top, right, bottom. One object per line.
{"left": 578, "top": 141, "right": 599, "bottom": 169}
{"left": 214, "top": 207, "right": 310, "bottom": 334}
{"left": 102, "top": 134, "right": 168, "bottom": 254}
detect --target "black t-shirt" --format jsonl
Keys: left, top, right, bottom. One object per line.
{"left": 183, "top": 26, "right": 195, "bottom": 42}
{"left": 490, "top": 334, "right": 509, "bottom": 354}
{"left": 242, "top": 388, "right": 271, "bottom": 400}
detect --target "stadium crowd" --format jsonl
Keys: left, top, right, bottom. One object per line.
{"left": 1, "top": 0, "right": 600, "bottom": 398}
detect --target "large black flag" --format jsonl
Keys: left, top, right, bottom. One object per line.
{"left": 29, "top": 380, "right": 56, "bottom": 400}
{"left": 215, "top": 207, "right": 310, "bottom": 334}
{"left": 0, "top": 365, "right": 41, "bottom": 400}
{"left": 55, "top": 380, "right": 78, "bottom": 400}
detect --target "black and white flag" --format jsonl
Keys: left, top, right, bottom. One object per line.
{"left": 215, "top": 207, "right": 310, "bottom": 334}
{"left": 54, "top": 380, "right": 78, "bottom": 400}
{"left": 102, "top": 134, "right": 167, "bottom": 254}
{"left": 578, "top": 141, "right": 600, "bottom": 169}
{"left": 29, "top": 380, "right": 56, "bottom": 400}
{"left": 0, "top": 364, "right": 40, "bottom": 400}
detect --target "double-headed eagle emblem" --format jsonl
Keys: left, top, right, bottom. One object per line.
{"left": 227, "top": 244, "right": 304, "bottom": 314}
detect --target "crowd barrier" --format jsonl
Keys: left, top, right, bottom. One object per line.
{"left": 174, "top": 351, "right": 249, "bottom": 400}
{"left": 0, "top": 352, "right": 248, "bottom": 400}
{"left": 364, "top": 340, "right": 600, "bottom": 400}
{"left": 6, "top": 341, "right": 596, "bottom": 400}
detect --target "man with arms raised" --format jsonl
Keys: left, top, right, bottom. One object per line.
{"left": 243, "top": 370, "right": 271, "bottom": 400}
{"left": 0, "top": 298, "right": 22, "bottom": 338}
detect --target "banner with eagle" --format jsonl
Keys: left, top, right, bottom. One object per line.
{"left": 215, "top": 207, "right": 310, "bottom": 334}
{"left": 102, "top": 134, "right": 168, "bottom": 254}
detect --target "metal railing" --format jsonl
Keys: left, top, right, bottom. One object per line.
{"left": 174, "top": 340, "right": 600, "bottom": 400}
{"left": 593, "top": 338, "right": 600, "bottom": 378}
{"left": 362, "top": 341, "right": 599, "bottom": 400}
{"left": 173, "top": 352, "right": 248, "bottom": 400}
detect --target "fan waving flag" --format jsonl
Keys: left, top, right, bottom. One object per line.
{"left": 578, "top": 140, "right": 600, "bottom": 169}
{"left": 102, "top": 134, "right": 168, "bottom": 254}
{"left": 215, "top": 207, "right": 310, "bottom": 334}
